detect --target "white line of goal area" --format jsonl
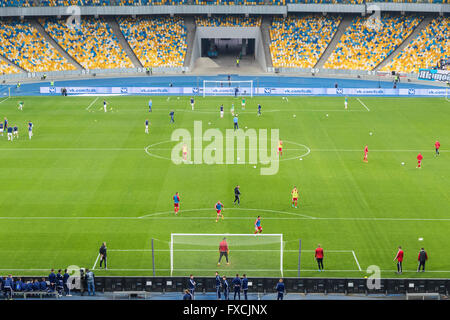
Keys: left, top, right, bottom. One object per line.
{"left": 356, "top": 98, "right": 370, "bottom": 112}
{"left": 85, "top": 97, "right": 99, "bottom": 111}
{"left": 0, "top": 96, "right": 11, "bottom": 104}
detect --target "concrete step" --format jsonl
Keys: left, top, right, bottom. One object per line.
{"left": 261, "top": 16, "right": 273, "bottom": 69}
{"left": 315, "top": 15, "right": 353, "bottom": 69}
{"left": 374, "top": 15, "right": 434, "bottom": 71}
{"left": 183, "top": 16, "right": 196, "bottom": 69}
{"left": 32, "top": 19, "right": 83, "bottom": 71}
{"left": 106, "top": 17, "right": 143, "bottom": 68}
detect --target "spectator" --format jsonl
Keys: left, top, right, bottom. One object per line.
{"left": 63, "top": 269, "right": 71, "bottom": 296}
{"left": 14, "top": 277, "right": 24, "bottom": 292}
{"left": 85, "top": 268, "right": 95, "bottom": 296}
{"left": 48, "top": 269, "right": 56, "bottom": 291}
{"left": 39, "top": 278, "right": 47, "bottom": 291}
{"left": 188, "top": 274, "right": 196, "bottom": 299}
{"left": 276, "top": 279, "right": 285, "bottom": 300}
{"left": 24, "top": 281, "right": 33, "bottom": 292}
{"left": 183, "top": 289, "right": 192, "bottom": 300}
{"left": 417, "top": 248, "right": 428, "bottom": 272}
{"left": 4, "top": 275, "right": 13, "bottom": 300}
{"left": 232, "top": 274, "right": 241, "bottom": 300}
{"left": 222, "top": 276, "right": 229, "bottom": 300}
{"left": 241, "top": 274, "right": 248, "bottom": 300}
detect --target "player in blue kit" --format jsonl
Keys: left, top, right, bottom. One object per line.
{"left": 0, "top": 123, "right": 3, "bottom": 136}
{"left": 7, "top": 126, "right": 13, "bottom": 141}
{"left": 220, "top": 104, "right": 224, "bottom": 118}
{"left": 13, "top": 125, "right": 18, "bottom": 139}
{"left": 215, "top": 201, "right": 224, "bottom": 222}
{"left": 103, "top": 99, "right": 108, "bottom": 113}
{"left": 257, "top": 104, "right": 262, "bottom": 116}
{"left": 28, "top": 121, "right": 33, "bottom": 139}
{"left": 4, "top": 117, "right": 8, "bottom": 131}
{"left": 254, "top": 216, "right": 262, "bottom": 234}
{"left": 145, "top": 119, "right": 149, "bottom": 134}
{"left": 170, "top": 110, "right": 175, "bottom": 123}
{"left": 148, "top": 99, "right": 152, "bottom": 112}
{"left": 190, "top": 97, "right": 195, "bottom": 110}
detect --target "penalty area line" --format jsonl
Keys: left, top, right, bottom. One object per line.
{"left": 92, "top": 253, "right": 100, "bottom": 270}
{"left": 352, "top": 250, "right": 362, "bottom": 271}
{"left": 356, "top": 98, "right": 370, "bottom": 111}
{"left": 86, "top": 97, "right": 99, "bottom": 111}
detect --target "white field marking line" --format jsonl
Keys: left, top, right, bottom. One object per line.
{"left": 85, "top": 97, "right": 99, "bottom": 110}
{"left": 139, "top": 207, "right": 315, "bottom": 219}
{"left": 311, "top": 149, "right": 450, "bottom": 152}
{"left": 1, "top": 216, "right": 450, "bottom": 222}
{"left": 108, "top": 249, "right": 353, "bottom": 253}
{"left": 5, "top": 267, "right": 450, "bottom": 273}
{"left": 92, "top": 253, "right": 100, "bottom": 270}
{"left": 356, "top": 98, "right": 370, "bottom": 112}
{"left": 352, "top": 250, "right": 362, "bottom": 271}
{"left": 147, "top": 148, "right": 307, "bottom": 151}
{"left": 0, "top": 96, "right": 10, "bottom": 104}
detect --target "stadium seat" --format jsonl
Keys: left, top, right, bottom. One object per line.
{"left": 270, "top": 14, "right": 342, "bottom": 68}
{"left": 195, "top": 15, "right": 262, "bottom": 27}
{"left": 324, "top": 14, "right": 422, "bottom": 71}
{"left": 41, "top": 17, "right": 133, "bottom": 70}
{"left": 381, "top": 16, "right": 450, "bottom": 73}
{"left": 0, "top": 19, "right": 76, "bottom": 72}
{"left": 118, "top": 16, "right": 187, "bottom": 67}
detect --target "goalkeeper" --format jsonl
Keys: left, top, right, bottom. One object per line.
{"left": 217, "top": 237, "right": 230, "bottom": 266}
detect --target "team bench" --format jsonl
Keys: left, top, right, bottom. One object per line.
{"left": 112, "top": 291, "right": 149, "bottom": 300}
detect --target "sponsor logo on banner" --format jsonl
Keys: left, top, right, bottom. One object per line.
{"left": 49, "top": 87, "right": 56, "bottom": 94}
{"left": 408, "top": 88, "right": 415, "bottom": 95}
{"left": 264, "top": 88, "right": 272, "bottom": 94}
{"left": 120, "top": 87, "right": 128, "bottom": 94}
{"left": 192, "top": 87, "right": 199, "bottom": 94}
{"left": 418, "top": 69, "right": 450, "bottom": 82}
{"left": 336, "top": 88, "right": 343, "bottom": 94}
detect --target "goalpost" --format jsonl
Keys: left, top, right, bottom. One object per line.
{"left": 170, "top": 233, "right": 283, "bottom": 277}
{"left": 203, "top": 80, "right": 253, "bottom": 98}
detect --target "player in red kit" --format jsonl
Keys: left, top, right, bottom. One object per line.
{"left": 416, "top": 153, "right": 423, "bottom": 168}
{"left": 394, "top": 246, "right": 404, "bottom": 274}
{"left": 173, "top": 192, "right": 180, "bottom": 215}
{"left": 363, "top": 145, "right": 368, "bottom": 162}
{"left": 315, "top": 244, "right": 324, "bottom": 272}
{"left": 217, "top": 237, "right": 229, "bottom": 266}
{"left": 254, "top": 216, "right": 262, "bottom": 234}
{"left": 435, "top": 141, "right": 440, "bottom": 157}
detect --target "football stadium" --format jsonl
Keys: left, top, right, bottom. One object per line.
{"left": 0, "top": 0, "right": 449, "bottom": 306}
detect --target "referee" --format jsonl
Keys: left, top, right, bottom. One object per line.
{"left": 218, "top": 237, "right": 229, "bottom": 266}
{"left": 99, "top": 242, "right": 107, "bottom": 269}
{"left": 234, "top": 185, "right": 240, "bottom": 205}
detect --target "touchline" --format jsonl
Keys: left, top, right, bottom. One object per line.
{"left": 171, "top": 121, "right": 280, "bottom": 175}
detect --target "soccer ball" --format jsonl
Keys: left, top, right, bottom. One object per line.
{"left": 177, "top": 97, "right": 180, "bottom": 100}
{"left": 245, "top": 126, "right": 248, "bottom": 129}
{"left": 401, "top": 162, "right": 405, "bottom": 166}
{"left": 299, "top": 158, "right": 303, "bottom": 161}
{"left": 326, "top": 114, "right": 328, "bottom": 117}
{"left": 369, "top": 132, "right": 373, "bottom": 136}
{"left": 253, "top": 165, "right": 256, "bottom": 169}
{"left": 293, "top": 114, "right": 296, "bottom": 118}
{"left": 208, "top": 122, "right": 211, "bottom": 125}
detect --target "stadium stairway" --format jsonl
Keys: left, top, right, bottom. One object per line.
{"left": 261, "top": 15, "right": 273, "bottom": 70}
{"left": 106, "top": 17, "right": 143, "bottom": 69}
{"left": 33, "top": 19, "right": 83, "bottom": 71}
{"left": 314, "top": 15, "right": 353, "bottom": 69}
{"left": 374, "top": 15, "right": 433, "bottom": 71}
{"left": 0, "top": 53, "right": 26, "bottom": 73}
{"left": 183, "top": 16, "right": 196, "bottom": 70}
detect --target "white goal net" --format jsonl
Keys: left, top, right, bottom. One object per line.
{"left": 170, "top": 233, "right": 283, "bottom": 277}
{"left": 203, "top": 80, "right": 253, "bottom": 97}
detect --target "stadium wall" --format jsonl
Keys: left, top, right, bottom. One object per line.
{"left": 16, "top": 275, "right": 449, "bottom": 296}
{"left": 0, "top": 4, "right": 448, "bottom": 17}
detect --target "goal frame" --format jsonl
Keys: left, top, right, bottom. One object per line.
{"left": 170, "top": 233, "right": 283, "bottom": 276}
{"left": 202, "top": 80, "right": 253, "bottom": 98}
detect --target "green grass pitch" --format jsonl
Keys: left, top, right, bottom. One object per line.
{"left": 0, "top": 94, "right": 449, "bottom": 278}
